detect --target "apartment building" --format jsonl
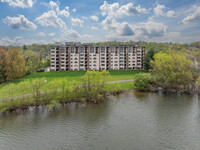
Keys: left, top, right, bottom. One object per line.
{"left": 50, "top": 42, "right": 145, "bottom": 71}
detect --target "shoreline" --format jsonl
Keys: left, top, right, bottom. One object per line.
{"left": 1, "top": 88, "right": 197, "bottom": 114}
{"left": 0, "top": 89, "right": 135, "bottom": 114}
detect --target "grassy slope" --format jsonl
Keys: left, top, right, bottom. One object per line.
{"left": 0, "top": 70, "right": 144, "bottom": 90}
{"left": 0, "top": 70, "right": 144, "bottom": 99}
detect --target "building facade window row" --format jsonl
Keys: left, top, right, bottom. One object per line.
{"left": 50, "top": 42, "right": 145, "bottom": 71}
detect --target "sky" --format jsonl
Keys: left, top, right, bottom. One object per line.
{"left": 0, "top": 0, "right": 200, "bottom": 46}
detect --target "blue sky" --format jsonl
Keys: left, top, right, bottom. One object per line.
{"left": 0, "top": 0, "right": 200, "bottom": 45}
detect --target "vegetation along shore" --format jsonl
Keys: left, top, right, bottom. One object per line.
{"left": 1, "top": 41, "right": 200, "bottom": 113}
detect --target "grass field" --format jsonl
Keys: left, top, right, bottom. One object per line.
{"left": 0, "top": 70, "right": 144, "bottom": 89}
{"left": 0, "top": 70, "right": 145, "bottom": 99}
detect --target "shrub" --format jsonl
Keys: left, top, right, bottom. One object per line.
{"left": 133, "top": 73, "right": 152, "bottom": 91}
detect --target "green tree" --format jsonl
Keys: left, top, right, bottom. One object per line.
{"left": 5, "top": 48, "right": 27, "bottom": 80}
{"left": 0, "top": 47, "right": 7, "bottom": 81}
{"left": 23, "top": 44, "right": 27, "bottom": 50}
{"left": 133, "top": 73, "right": 151, "bottom": 91}
{"left": 144, "top": 48, "right": 157, "bottom": 71}
{"left": 22, "top": 50, "right": 40, "bottom": 73}
{"left": 151, "top": 50, "right": 193, "bottom": 90}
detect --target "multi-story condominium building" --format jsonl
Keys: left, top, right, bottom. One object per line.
{"left": 50, "top": 42, "right": 145, "bottom": 71}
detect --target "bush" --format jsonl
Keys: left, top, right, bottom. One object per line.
{"left": 133, "top": 73, "right": 152, "bottom": 91}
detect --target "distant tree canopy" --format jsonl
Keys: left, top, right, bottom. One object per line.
{"left": 0, "top": 48, "right": 26, "bottom": 81}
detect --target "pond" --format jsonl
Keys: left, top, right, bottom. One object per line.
{"left": 0, "top": 92, "right": 200, "bottom": 150}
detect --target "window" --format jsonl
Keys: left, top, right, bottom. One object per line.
{"left": 80, "top": 47, "right": 84, "bottom": 53}
{"left": 111, "top": 47, "right": 115, "bottom": 53}
{"left": 76, "top": 47, "right": 79, "bottom": 54}
{"left": 129, "top": 47, "right": 132, "bottom": 53}
{"left": 101, "top": 47, "right": 105, "bottom": 53}
{"left": 90, "top": 47, "right": 94, "bottom": 53}
{"left": 120, "top": 47, "right": 123, "bottom": 53}
{"left": 71, "top": 47, "right": 75, "bottom": 53}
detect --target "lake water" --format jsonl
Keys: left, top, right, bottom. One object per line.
{"left": 0, "top": 92, "right": 200, "bottom": 150}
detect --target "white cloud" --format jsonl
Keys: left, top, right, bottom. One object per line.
{"left": 100, "top": 1, "right": 147, "bottom": 18}
{"left": 166, "top": 11, "right": 175, "bottom": 17}
{"left": 65, "top": 6, "right": 69, "bottom": 11}
{"left": 1, "top": 0, "right": 34, "bottom": 8}
{"left": 39, "top": 32, "right": 46, "bottom": 37}
{"left": 48, "top": 1, "right": 70, "bottom": 18}
{"left": 102, "top": 16, "right": 168, "bottom": 40}
{"left": 91, "top": 26, "right": 98, "bottom": 30}
{"left": 3, "top": 15, "right": 37, "bottom": 30}
{"left": 35, "top": 11, "right": 66, "bottom": 28}
{"left": 0, "top": 36, "right": 50, "bottom": 46}
{"left": 72, "top": 8, "right": 76, "bottom": 12}
{"left": 154, "top": 4, "right": 165, "bottom": 16}
{"left": 63, "top": 29, "right": 81, "bottom": 39}
{"left": 48, "top": 32, "right": 55, "bottom": 37}
{"left": 49, "top": 1, "right": 57, "bottom": 8}
{"left": 71, "top": 17, "right": 84, "bottom": 27}
{"left": 154, "top": 4, "right": 175, "bottom": 18}
{"left": 102, "top": 16, "right": 134, "bottom": 36}
{"left": 82, "top": 16, "right": 88, "bottom": 20}
{"left": 90, "top": 15, "right": 99, "bottom": 21}
{"left": 58, "top": 9, "right": 70, "bottom": 18}
{"left": 136, "top": 21, "right": 167, "bottom": 37}
{"left": 182, "top": 5, "right": 200, "bottom": 24}
{"left": 102, "top": 16, "right": 119, "bottom": 30}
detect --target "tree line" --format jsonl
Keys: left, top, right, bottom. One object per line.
{"left": 0, "top": 44, "right": 52, "bottom": 82}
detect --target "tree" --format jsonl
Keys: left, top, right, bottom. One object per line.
{"left": 144, "top": 48, "right": 157, "bottom": 71}
{"left": 0, "top": 47, "right": 7, "bottom": 81}
{"left": 151, "top": 50, "right": 193, "bottom": 90}
{"left": 22, "top": 50, "right": 40, "bottom": 73}
{"left": 5, "top": 48, "right": 27, "bottom": 80}
{"left": 133, "top": 73, "right": 152, "bottom": 91}
{"left": 23, "top": 44, "right": 27, "bottom": 50}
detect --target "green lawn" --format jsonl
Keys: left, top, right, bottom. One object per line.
{"left": 0, "top": 70, "right": 144, "bottom": 89}
{"left": 0, "top": 70, "right": 145, "bottom": 98}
